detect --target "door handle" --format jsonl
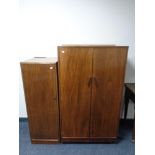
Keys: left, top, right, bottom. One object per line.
{"left": 88, "top": 77, "right": 98, "bottom": 87}
{"left": 92, "top": 77, "right": 98, "bottom": 87}
{"left": 88, "top": 77, "right": 92, "bottom": 87}
{"left": 53, "top": 97, "right": 57, "bottom": 100}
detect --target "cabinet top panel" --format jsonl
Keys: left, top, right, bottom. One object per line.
{"left": 58, "top": 44, "right": 128, "bottom": 48}
{"left": 21, "top": 57, "right": 57, "bottom": 64}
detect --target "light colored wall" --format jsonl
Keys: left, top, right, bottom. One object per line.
{"left": 19, "top": 0, "right": 135, "bottom": 118}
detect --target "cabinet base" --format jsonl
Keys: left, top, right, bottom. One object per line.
{"left": 90, "top": 137, "right": 117, "bottom": 143}
{"left": 61, "top": 137, "right": 117, "bottom": 143}
{"left": 31, "top": 139, "right": 59, "bottom": 144}
{"left": 61, "top": 137, "right": 89, "bottom": 143}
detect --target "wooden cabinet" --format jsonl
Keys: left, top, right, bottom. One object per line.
{"left": 58, "top": 46, "right": 128, "bottom": 142}
{"left": 20, "top": 46, "right": 128, "bottom": 143}
{"left": 20, "top": 58, "right": 60, "bottom": 144}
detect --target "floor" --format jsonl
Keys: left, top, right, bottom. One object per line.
{"left": 19, "top": 120, "right": 135, "bottom": 155}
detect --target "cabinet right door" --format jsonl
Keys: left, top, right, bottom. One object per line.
{"left": 90, "top": 47, "right": 128, "bottom": 141}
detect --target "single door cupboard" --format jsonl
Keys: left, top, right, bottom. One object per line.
{"left": 21, "top": 57, "right": 60, "bottom": 144}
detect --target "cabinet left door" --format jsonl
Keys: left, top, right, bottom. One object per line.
{"left": 21, "top": 63, "right": 59, "bottom": 144}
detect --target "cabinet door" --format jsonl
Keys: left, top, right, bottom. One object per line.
{"left": 58, "top": 47, "right": 93, "bottom": 142}
{"left": 21, "top": 64, "right": 59, "bottom": 143}
{"left": 90, "top": 47, "right": 128, "bottom": 141}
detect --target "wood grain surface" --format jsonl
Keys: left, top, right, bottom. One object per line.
{"left": 90, "top": 47, "right": 128, "bottom": 139}
{"left": 21, "top": 63, "right": 59, "bottom": 143}
{"left": 58, "top": 46, "right": 128, "bottom": 142}
{"left": 58, "top": 47, "right": 93, "bottom": 142}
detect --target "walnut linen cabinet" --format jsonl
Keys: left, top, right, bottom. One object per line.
{"left": 20, "top": 58, "right": 60, "bottom": 144}
{"left": 58, "top": 45, "right": 128, "bottom": 142}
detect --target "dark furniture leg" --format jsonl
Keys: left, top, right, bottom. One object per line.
{"left": 124, "top": 83, "right": 135, "bottom": 142}
{"left": 124, "top": 90, "right": 129, "bottom": 120}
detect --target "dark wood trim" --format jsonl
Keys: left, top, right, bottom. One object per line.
{"left": 31, "top": 139, "right": 59, "bottom": 144}
{"left": 57, "top": 47, "right": 62, "bottom": 143}
{"left": 61, "top": 137, "right": 117, "bottom": 143}
{"left": 90, "top": 137, "right": 117, "bottom": 143}
{"left": 56, "top": 62, "right": 61, "bottom": 143}
{"left": 61, "top": 137, "right": 89, "bottom": 143}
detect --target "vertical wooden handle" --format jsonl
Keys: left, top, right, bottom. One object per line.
{"left": 88, "top": 77, "right": 92, "bottom": 87}
{"left": 92, "top": 77, "right": 98, "bottom": 87}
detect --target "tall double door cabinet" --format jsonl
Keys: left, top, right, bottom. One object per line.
{"left": 21, "top": 58, "right": 60, "bottom": 144}
{"left": 58, "top": 45, "right": 128, "bottom": 142}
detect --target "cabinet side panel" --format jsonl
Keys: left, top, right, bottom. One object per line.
{"left": 91, "top": 47, "right": 128, "bottom": 138}
{"left": 21, "top": 64, "right": 59, "bottom": 142}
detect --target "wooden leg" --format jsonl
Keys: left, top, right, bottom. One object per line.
{"left": 132, "top": 114, "right": 135, "bottom": 143}
{"left": 132, "top": 120, "right": 135, "bottom": 142}
{"left": 124, "top": 90, "right": 129, "bottom": 120}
